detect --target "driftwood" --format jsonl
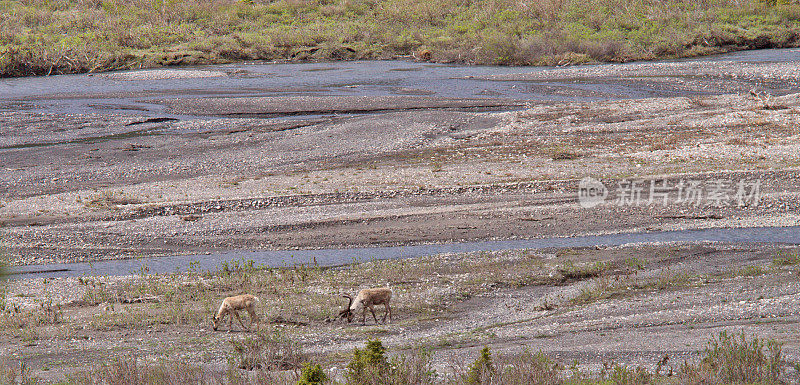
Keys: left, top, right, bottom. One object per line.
{"left": 118, "top": 296, "right": 161, "bottom": 304}
{"left": 656, "top": 214, "right": 723, "bottom": 220}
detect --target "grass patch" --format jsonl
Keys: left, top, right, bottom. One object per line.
{"left": 557, "top": 260, "right": 608, "bottom": 280}
{"left": 722, "top": 264, "right": 769, "bottom": 278}
{"left": 2, "top": 0, "right": 800, "bottom": 76}
{"left": 84, "top": 191, "right": 142, "bottom": 210}
{"left": 229, "top": 331, "right": 306, "bottom": 371}
{"left": 0, "top": 294, "right": 63, "bottom": 338}
{"left": 0, "top": 357, "right": 37, "bottom": 385}
{"left": 64, "top": 356, "right": 296, "bottom": 384}
{"left": 772, "top": 250, "right": 800, "bottom": 266}
{"left": 545, "top": 146, "right": 583, "bottom": 161}
{"left": 9, "top": 248, "right": 629, "bottom": 340}
{"left": 10, "top": 332, "right": 786, "bottom": 383}
{"left": 445, "top": 332, "right": 785, "bottom": 384}
{"left": 1, "top": 322, "right": 790, "bottom": 385}
{"left": 52, "top": 250, "right": 560, "bottom": 336}
{"left": 571, "top": 269, "right": 703, "bottom": 305}
{"left": 677, "top": 331, "right": 783, "bottom": 384}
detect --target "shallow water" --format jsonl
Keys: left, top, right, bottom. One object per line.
{"left": 2, "top": 48, "right": 800, "bottom": 118}
{"left": 10, "top": 226, "right": 800, "bottom": 279}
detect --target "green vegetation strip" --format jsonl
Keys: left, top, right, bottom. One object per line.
{"left": 1, "top": 0, "right": 800, "bottom": 77}
{"left": 0, "top": 332, "right": 787, "bottom": 384}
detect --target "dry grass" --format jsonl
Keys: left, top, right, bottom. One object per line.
{"left": 83, "top": 191, "right": 142, "bottom": 210}
{"left": 3, "top": 331, "right": 784, "bottom": 384}
{"left": 41, "top": 250, "right": 555, "bottom": 338}
{"left": 0, "top": 358, "right": 37, "bottom": 385}
{"left": 444, "top": 332, "right": 785, "bottom": 384}
{"left": 1, "top": 0, "right": 799, "bottom": 76}
{"left": 570, "top": 268, "right": 703, "bottom": 305}
{"left": 64, "top": 356, "right": 295, "bottom": 385}
{"left": 229, "top": 331, "right": 306, "bottom": 371}
{"left": 0, "top": 248, "right": 617, "bottom": 342}
{"left": 676, "top": 331, "right": 784, "bottom": 385}
{"left": 772, "top": 250, "right": 800, "bottom": 266}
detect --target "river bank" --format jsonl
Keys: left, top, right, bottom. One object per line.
{"left": 2, "top": 0, "right": 800, "bottom": 77}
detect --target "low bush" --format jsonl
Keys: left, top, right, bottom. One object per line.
{"left": 345, "top": 339, "right": 437, "bottom": 385}
{"left": 677, "top": 331, "right": 783, "bottom": 384}
{"left": 297, "top": 363, "right": 328, "bottom": 385}
{"left": 463, "top": 347, "right": 494, "bottom": 385}
{"left": 229, "top": 331, "right": 306, "bottom": 371}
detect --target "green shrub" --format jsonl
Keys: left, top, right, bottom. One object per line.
{"left": 345, "top": 339, "right": 390, "bottom": 385}
{"left": 558, "top": 260, "right": 607, "bottom": 280}
{"left": 703, "top": 331, "right": 782, "bottom": 384}
{"left": 677, "top": 331, "right": 783, "bottom": 384}
{"left": 599, "top": 364, "right": 653, "bottom": 385}
{"left": 297, "top": 363, "right": 328, "bottom": 385}
{"left": 465, "top": 347, "right": 495, "bottom": 385}
{"left": 344, "top": 340, "right": 436, "bottom": 385}
{"left": 772, "top": 250, "right": 800, "bottom": 266}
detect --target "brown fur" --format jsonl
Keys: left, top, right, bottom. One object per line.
{"left": 212, "top": 294, "right": 260, "bottom": 332}
{"left": 339, "top": 288, "right": 392, "bottom": 325}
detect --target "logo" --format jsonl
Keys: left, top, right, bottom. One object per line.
{"left": 575, "top": 177, "right": 761, "bottom": 208}
{"left": 578, "top": 177, "right": 607, "bottom": 208}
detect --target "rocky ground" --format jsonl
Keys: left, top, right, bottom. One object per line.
{"left": 2, "top": 87, "right": 800, "bottom": 265}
